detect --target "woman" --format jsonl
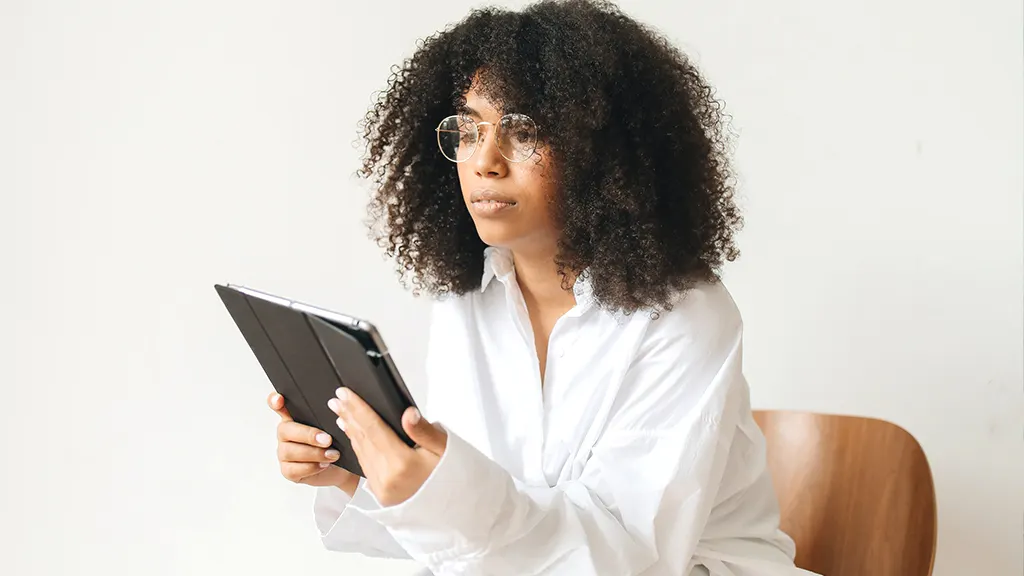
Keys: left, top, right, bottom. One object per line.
{"left": 269, "top": 1, "right": 818, "bottom": 574}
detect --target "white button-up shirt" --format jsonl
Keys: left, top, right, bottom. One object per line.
{"left": 313, "top": 247, "right": 819, "bottom": 576}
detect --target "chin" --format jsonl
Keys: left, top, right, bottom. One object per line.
{"left": 472, "top": 221, "right": 520, "bottom": 248}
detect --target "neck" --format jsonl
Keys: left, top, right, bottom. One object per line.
{"left": 510, "top": 245, "right": 576, "bottom": 310}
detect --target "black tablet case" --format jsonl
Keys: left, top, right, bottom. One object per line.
{"left": 215, "top": 284, "right": 416, "bottom": 477}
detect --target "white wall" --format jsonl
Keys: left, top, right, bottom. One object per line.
{"left": 1, "top": 1, "right": 1020, "bottom": 575}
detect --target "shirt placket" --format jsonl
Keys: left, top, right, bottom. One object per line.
{"left": 499, "top": 274, "right": 549, "bottom": 485}
{"left": 541, "top": 276, "right": 594, "bottom": 484}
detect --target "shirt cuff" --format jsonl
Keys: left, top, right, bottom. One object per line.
{"left": 314, "top": 479, "right": 411, "bottom": 558}
{"left": 354, "top": 429, "right": 512, "bottom": 567}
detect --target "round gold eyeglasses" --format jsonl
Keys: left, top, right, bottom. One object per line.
{"left": 435, "top": 113, "right": 538, "bottom": 163}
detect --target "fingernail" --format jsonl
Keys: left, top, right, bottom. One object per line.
{"left": 315, "top": 432, "right": 331, "bottom": 446}
{"left": 409, "top": 408, "right": 421, "bottom": 424}
{"left": 336, "top": 417, "right": 346, "bottom": 432}
{"left": 319, "top": 462, "right": 330, "bottom": 468}
{"left": 336, "top": 387, "right": 349, "bottom": 402}
{"left": 328, "top": 398, "right": 340, "bottom": 412}
{"left": 325, "top": 449, "right": 340, "bottom": 460}
{"left": 272, "top": 393, "right": 281, "bottom": 404}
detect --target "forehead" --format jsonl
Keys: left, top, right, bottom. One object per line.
{"left": 459, "top": 86, "right": 502, "bottom": 119}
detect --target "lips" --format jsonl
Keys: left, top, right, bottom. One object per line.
{"left": 469, "top": 188, "right": 518, "bottom": 216}
{"left": 470, "top": 189, "right": 517, "bottom": 205}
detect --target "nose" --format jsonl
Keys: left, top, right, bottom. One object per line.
{"left": 473, "top": 125, "right": 508, "bottom": 179}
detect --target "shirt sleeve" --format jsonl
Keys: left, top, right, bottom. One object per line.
{"left": 312, "top": 477, "right": 411, "bottom": 559}
{"left": 354, "top": 296, "right": 753, "bottom": 575}
{"left": 310, "top": 300, "right": 449, "bottom": 560}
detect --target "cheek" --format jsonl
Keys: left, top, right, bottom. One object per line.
{"left": 514, "top": 161, "right": 558, "bottom": 206}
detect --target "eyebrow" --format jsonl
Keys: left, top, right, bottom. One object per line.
{"left": 457, "top": 105, "right": 481, "bottom": 118}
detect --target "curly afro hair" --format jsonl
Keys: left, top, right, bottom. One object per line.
{"left": 358, "top": 0, "right": 742, "bottom": 313}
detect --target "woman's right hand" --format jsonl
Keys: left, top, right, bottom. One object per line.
{"left": 269, "top": 392, "right": 359, "bottom": 496}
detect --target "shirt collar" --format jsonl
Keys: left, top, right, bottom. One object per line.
{"left": 480, "top": 246, "right": 515, "bottom": 292}
{"left": 568, "top": 270, "right": 594, "bottom": 314}
{"left": 479, "top": 247, "right": 595, "bottom": 312}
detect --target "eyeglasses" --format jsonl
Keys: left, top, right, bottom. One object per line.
{"left": 435, "top": 113, "right": 538, "bottom": 163}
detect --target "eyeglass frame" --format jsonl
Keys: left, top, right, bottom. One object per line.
{"left": 434, "top": 113, "right": 539, "bottom": 163}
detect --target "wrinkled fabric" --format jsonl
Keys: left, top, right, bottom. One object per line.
{"left": 314, "top": 247, "right": 819, "bottom": 576}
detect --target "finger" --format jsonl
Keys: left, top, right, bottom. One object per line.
{"left": 345, "top": 426, "right": 367, "bottom": 463}
{"left": 268, "top": 393, "right": 293, "bottom": 422}
{"left": 280, "top": 461, "right": 330, "bottom": 483}
{"left": 402, "top": 408, "right": 448, "bottom": 455}
{"left": 339, "top": 416, "right": 376, "bottom": 479}
{"left": 336, "top": 387, "right": 406, "bottom": 452}
{"left": 278, "top": 441, "right": 341, "bottom": 465}
{"left": 277, "top": 420, "right": 334, "bottom": 448}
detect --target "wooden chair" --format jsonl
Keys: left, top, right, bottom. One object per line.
{"left": 752, "top": 411, "right": 938, "bottom": 576}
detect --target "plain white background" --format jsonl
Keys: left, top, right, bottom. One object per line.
{"left": 2, "top": 0, "right": 1021, "bottom": 574}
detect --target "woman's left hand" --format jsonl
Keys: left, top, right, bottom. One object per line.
{"left": 328, "top": 387, "right": 447, "bottom": 507}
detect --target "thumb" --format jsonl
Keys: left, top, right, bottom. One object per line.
{"left": 268, "top": 392, "right": 293, "bottom": 422}
{"left": 402, "top": 407, "right": 447, "bottom": 455}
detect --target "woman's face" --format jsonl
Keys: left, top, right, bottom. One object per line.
{"left": 455, "top": 85, "right": 560, "bottom": 256}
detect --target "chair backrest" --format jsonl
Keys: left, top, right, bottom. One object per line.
{"left": 752, "top": 410, "right": 937, "bottom": 576}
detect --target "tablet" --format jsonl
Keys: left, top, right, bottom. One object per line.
{"left": 214, "top": 283, "right": 417, "bottom": 477}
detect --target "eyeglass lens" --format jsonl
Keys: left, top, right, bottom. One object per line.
{"left": 436, "top": 114, "right": 537, "bottom": 163}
